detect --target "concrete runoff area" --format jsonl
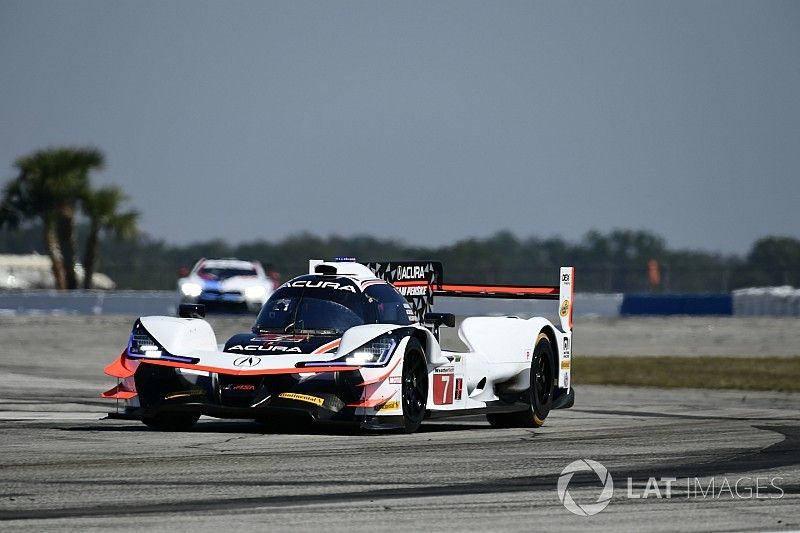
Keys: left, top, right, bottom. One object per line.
{"left": 0, "top": 315, "right": 798, "bottom": 531}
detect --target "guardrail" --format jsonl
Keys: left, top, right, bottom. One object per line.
{"left": 0, "top": 290, "right": 176, "bottom": 316}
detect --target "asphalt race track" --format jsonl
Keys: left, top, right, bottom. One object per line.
{"left": 1, "top": 317, "right": 798, "bottom": 531}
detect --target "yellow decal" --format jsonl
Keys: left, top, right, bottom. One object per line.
{"left": 278, "top": 392, "right": 325, "bottom": 406}
{"left": 376, "top": 400, "right": 400, "bottom": 412}
{"left": 561, "top": 360, "right": 571, "bottom": 370}
{"left": 559, "top": 299, "right": 570, "bottom": 317}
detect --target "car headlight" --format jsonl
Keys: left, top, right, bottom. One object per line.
{"left": 244, "top": 285, "right": 267, "bottom": 300}
{"left": 180, "top": 282, "right": 202, "bottom": 297}
{"left": 298, "top": 333, "right": 400, "bottom": 369}
{"left": 128, "top": 321, "right": 163, "bottom": 358}
{"left": 343, "top": 334, "right": 397, "bottom": 366}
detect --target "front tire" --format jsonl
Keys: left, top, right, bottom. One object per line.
{"left": 141, "top": 412, "right": 200, "bottom": 431}
{"left": 486, "top": 332, "right": 555, "bottom": 428}
{"left": 401, "top": 339, "right": 428, "bottom": 433}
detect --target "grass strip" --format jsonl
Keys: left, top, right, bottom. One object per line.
{"left": 574, "top": 356, "right": 800, "bottom": 392}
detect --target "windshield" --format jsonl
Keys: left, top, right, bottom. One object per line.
{"left": 253, "top": 278, "right": 412, "bottom": 334}
{"left": 254, "top": 285, "right": 365, "bottom": 334}
{"left": 197, "top": 266, "right": 257, "bottom": 280}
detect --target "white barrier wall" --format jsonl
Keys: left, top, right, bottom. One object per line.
{"left": 733, "top": 286, "right": 800, "bottom": 316}
{"left": 2, "top": 289, "right": 797, "bottom": 317}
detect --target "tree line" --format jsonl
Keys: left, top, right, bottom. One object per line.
{"left": 2, "top": 147, "right": 798, "bottom": 293}
{"left": 0, "top": 147, "right": 138, "bottom": 289}
{"left": 1, "top": 223, "right": 798, "bottom": 293}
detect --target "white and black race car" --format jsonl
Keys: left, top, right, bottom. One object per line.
{"left": 103, "top": 259, "right": 574, "bottom": 433}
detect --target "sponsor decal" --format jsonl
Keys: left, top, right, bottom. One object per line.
{"left": 277, "top": 392, "right": 325, "bottom": 406}
{"left": 525, "top": 349, "right": 532, "bottom": 361}
{"left": 559, "top": 299, "right": 570, "bottom": 317}
{"left": 164, "top": 389, "right": 206, "bottom": 400}
{"left": 433, "top": 367, "right": 455, "bottom": 405}
{"left": 562, "top": 273, "right": 571, "bottom": 283}
{"left": 227, "top": 384, "right": 256, "bottom": 391}
{"left": 562, "top": 337, "right": 571, "bottom": 358}
{"left": 376, "top": 400, "right": 400, "bottom": 411}
{"left": 365, "top": 261, "right": 442, "bottom": 323}
{"left": 452, "top": 354, "right": 462, "bottom": 363}
{"left": 396, "top": 265, "right": 426, "bottom": 281}
{"left": 251, "top": 334, "right": 307, "bottom": 343}
{"left": 229, "top": 344, "right": 302, "bottom": 353}
{"left": 454, "top": 377, "right": 463, "bottom": 401}
{"left": 561, "top": 360, "right": 571, "bottom": 370}
{"left": 233, "top": 355, "right": 262, "bottom": 367}
{"left": 389, "top": 375, "right": 402, "bottom": 385}
{"left": 287, "top": 280, "right": 356, "bottom": 292}
{"left": 396, "top": 285, "right": 429, "bottom": 296}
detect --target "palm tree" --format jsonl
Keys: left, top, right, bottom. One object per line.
{"left": 80, "top": 186, "right": 139, "bottom": 289}
{"left": 1, "top": 159, "right": 68, "bottom": 288}
{"left": 3, "top": 147, "right": 105, "bottom": 289}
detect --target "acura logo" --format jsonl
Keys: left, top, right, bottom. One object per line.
{"left": 233, "top": 355, "right": 262, "bottom": 368}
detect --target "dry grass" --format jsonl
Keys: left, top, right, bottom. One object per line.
{"left": 575, "top": 356, "right": 800, "bottom": 392}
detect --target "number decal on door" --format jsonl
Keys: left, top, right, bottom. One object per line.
{"left": 433, "top": 368, "right": 454, "bottom": 405}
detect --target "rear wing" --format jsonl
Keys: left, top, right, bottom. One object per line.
{"left": 363, "top": 261, "right": 574, "bottom": 331}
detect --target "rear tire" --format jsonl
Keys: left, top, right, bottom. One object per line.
{"left": 141, "top": 412, "right": 200, "bottom": 431}
{"left": 401, "top": 339, "right": 428, "bottom": 433}
{"left": 486, "top": 332, "right": 555, "bottom": 428}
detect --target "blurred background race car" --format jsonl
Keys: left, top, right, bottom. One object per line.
{"left": 177, "top": 258, "right": 277, "bottom": 313}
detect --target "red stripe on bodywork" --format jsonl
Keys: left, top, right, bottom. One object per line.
{"left": 437, "top": 283, "right": 558, "bottom": 296}
{"left": 346, "top": 396, "right": 395, "bottom": 408}
{"left": 141, "top": 359, "right": 359, "bottom": 376}
{"left": 104, "top": 352, "right": 136, "bottom": 378}
{"left": 311, "top": 339, "right": 341, "bottom": 354}
{"left": 392, "top": 280, "right": 430, "bottom": 287}
{"left": 357, "top": 356, "right": 402, "bottom": 387}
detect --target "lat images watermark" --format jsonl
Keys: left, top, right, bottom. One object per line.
{"left": 557, "top": 460, "right": 785, "bottom": 516}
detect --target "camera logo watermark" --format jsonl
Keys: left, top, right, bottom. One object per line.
{"left": 557, "top": 459, "right": 614, "bottom": 516}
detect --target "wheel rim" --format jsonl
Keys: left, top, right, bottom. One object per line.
{"left": 402, "top": 354, "right": 427, "bottom": 422}
{"left": 533, "top": 352, "right": 553, "bottom": 405}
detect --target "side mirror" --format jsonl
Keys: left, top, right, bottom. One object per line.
{"left": 424, "top": 312, "right": 456, "bottom": 328}
{"left": 179, "top": 303, "right": 205, "bottom": 319}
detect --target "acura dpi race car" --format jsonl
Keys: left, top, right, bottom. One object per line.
{"left": 103, "top": 259, "right": 575, "bottom": 433}
{"left": 178, "top": 258, "right": 275, "bottom": 313}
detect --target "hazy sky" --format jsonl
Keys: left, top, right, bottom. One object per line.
{"left": 2, "top": 1, "right": 798, "bottom": 254}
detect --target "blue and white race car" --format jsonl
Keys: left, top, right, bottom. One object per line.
{"left": 107, "top": 259, "right": 574, "bottom": 433}
{"left": 178, "top": 258, "right": 275, "bottom": 313}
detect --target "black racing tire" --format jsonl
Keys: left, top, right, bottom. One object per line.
{"left": 486, "top": 332, "right": 555, "bottom": 428}
{"left": 141, "top": 412, "right": 200, "bottom": 431}
{"left": 401, "top": 338, "right": 428, "bottom": 434}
